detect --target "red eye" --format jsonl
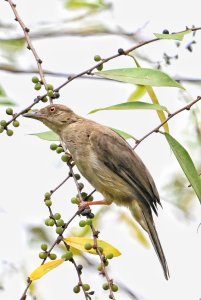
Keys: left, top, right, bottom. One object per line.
{"left": 50, "top": 106, "right": 55, "bottom": 113}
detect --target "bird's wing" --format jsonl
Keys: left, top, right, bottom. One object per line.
{"left": 89, "top": 128, "right": 161, "bottom": 214}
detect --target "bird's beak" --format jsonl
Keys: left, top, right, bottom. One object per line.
{"left": 23, "top": 110, "right": 44, "bottom": 120}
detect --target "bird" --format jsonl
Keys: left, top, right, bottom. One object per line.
{"left": 23, "top": 104, "right": 169, "bottom": 279}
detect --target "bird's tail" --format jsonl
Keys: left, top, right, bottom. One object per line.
{"left": 130, "top": 200, "right": 170, "bottom": 280}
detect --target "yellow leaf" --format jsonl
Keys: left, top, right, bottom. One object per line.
{"left": 127, "top": 85, "right": 146, "bottom": 102}
{"left": 64, "top": 237, "right": 121, "bottom": 257}
{"left": 30, "top": 259, "right": 65, "bottom": 281}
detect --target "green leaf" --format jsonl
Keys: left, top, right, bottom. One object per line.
{"left": 30, "top": 259, "right": 65, "bottom": 281}
{"left": 127, "top": 85, "right": 146, "bottom": 102}
{"left": 111, "top": 128, "right": 135, "bottom": 140}
{"left": 164, "top": 133, "right": 201, "bottom": 203}
{"left": 154, "top": 30, "right": 192, "bottom": 41}
{"left": 30, "top": 131, "right": 59, "bottom": 141}
{"left": 65, "top": 0, "right": 106, "bottom": 9}
{"left": 0, "top": 96, "right": 16, "bottom": 106}
{"left": 0, "top": 38, "right": 26, "bottom": 52}
{"left": 64, "top": 237, "right": 121, "bottom": 257}
{"left": 95, "top": 68, "right": 184, "bottom": 89}
{"left": 89, "top": 101, "right": 168, "bottom": 114}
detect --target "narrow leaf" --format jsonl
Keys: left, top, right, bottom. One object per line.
{"left": 30, "top": 259, "right": 65, "bottom": 281}
{"left": 30, "top": 131, "right": 59, "bottom": 141}
{"left": 65, "top": 0, "right": 106, "bottom": 9}
{"left": 154, "top": 30, "right": 192, "bottom": 41}
{"left": 127, "top": 85, "right": 146, "bottom": 102}
{"left": 64, "top": 237, "right": 121, "bottom": 257}
{"left": 0, "top": 97, "right": 16, "bottom": 106}
{"left": 111, "top": 127, "right": 135, "bottom": 140}
{"left": 164, "top": 133, "right": 201, "bottom": 203}
{"left": 95, "top": 68, "right": 184, "bottom": 89}
{"left": 89, "top": 101, "right": 168, "bottom": 114}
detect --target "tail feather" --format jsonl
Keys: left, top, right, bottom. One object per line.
{"left": 130, "top": 200, "right": 169, "bottom": 280}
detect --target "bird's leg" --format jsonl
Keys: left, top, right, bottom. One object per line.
{"left": 79, "top": 200, "right": 112, "bottom": 210}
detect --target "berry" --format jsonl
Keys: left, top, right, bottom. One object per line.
{"left": 44, "top": 192, "right": 51, "bottom": 199}
{"left": 6, "top": 129, "right": 13, "bottom": 136}
{"left": 78, "top": 183, "right": 84, "bottom": 191}
{"left": 71, "top": 197, "right": 80, "bottom": 204}
{"left": 102, "top": 283, "right": 109, "bottom": 290}
{"left": 56, "top": 147, "right": 64, "bottom": 154}
{"left": 0, "top": 120, "right": 7, "bottom": 128}
{"left": 85, "top": 219, "right": 92, "bottom": 226}
{"left": 49, "top": 253, "right": 57, "bottom": 260}
{"left": 97, "top": 264, "right": 103, "bottom": 271}
{"left": 56, "top": 219, "right": 64, "bottom": 227}
{"left": 41, "top": 97, "right": 48, "bottom": 103}
{"left": 46, "top": 84, "right": 54, "bottom": 91}
{"left": 50, "top": 143, "right": 58, "bottom": 151}
{"left": 62, "top": 251, "right": 73, "bottom": 260}
{"left": 47, "top": 90, "right": 54, "bottom": 97}
{"left": 83, "top": 284, "right": 90, "bottom": 291}
{"left": 94, "top": 55, "right": 101, "bottom": 62}
{"left": 61, "top": 154, "right": 70, "bottom": 162}
{"left": 34, "top": 82, "right": 41, "bottom": 90}
{"left": 118, "top": 48, "right": 125, "bottom": 55}
{"left": 162, "top": 29, "right": 169, "bottom": 34}
{"left": 106, "top": 253, "right": 113, "bottom": 259}
{"left": 39, "top": 252, "right": 47, "bottom": 259}
{"left": 54, "top": 213, "right": 61, "bottom": 220}
{"left": 79, "top": 220, "right": 86, "bottom": 227}
{"left": 74, "top": 174, "right": 81, "bottom": 180}
{"left": 84, "top": 243, "right": 93, "bottom": 250}
{"left": 0, "top": 126, "right": 4, "bottom": 133}
{"left": 32, "top": 76, "right": 39, "bottom": 83}
{"left": 48, "top": 219, "right": 55, "bottom": 226}
{"left": 88, "top": 212, "right": 94, "bottom": 219}
{"left": 45, "top": 200, "right": 52, "bottom": 207}
{"left": 96, "top": 64, "right": 103, "bottom": 71}
{"left": 6, "top": 108, "right": 13, "bottom": 115}
{"left": 112, "top": 284, "right": 118, "bottom": 292}
{"left": 56, "top": 227, "right": 63, "bottom": 235}
{"left": 13, "top": 120, "right": 20, "bottom": 127}
{"left": 41, "top": 243, "right": 48, "bottom": 251}
{"left": 73, "top": 285, "right": 80, "bottom": 293}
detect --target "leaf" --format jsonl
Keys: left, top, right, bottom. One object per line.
{"left": 0, "top": 38, "right": 26, "bottom": 52}
{"left": 111, "top": 128, "right": 135, "bottom": 140}
{"left": 30, "top": 259, "right": 65, "bottom": 281}
{"left": 127, "top": 85, "right": 146, "bottom": 102}
{"left": 164, "top": 133, "right": 201, "bottom": 203}
{"left": 65, "top": 0, "right": 106, "bottom": 9}
{"left": 95, "top": 68, "right": 184, "bottom": 89}
{"left": 154, "top": 30, "right": 192, "bottom": 41}
{"left": 0, "top": 96, "right": 16, "bottom": 106}
{"left": 30, "top": 131, "right": 59, "bottom": 141}
{"left": 89, "top": 101, "right": 168, "bottom": 114}
{"left": 64, "top": 237, "right": 121, "bottom": 257}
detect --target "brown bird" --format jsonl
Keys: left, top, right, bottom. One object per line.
{"left": 24, "top": 104, "right": 169, "bottom": 279}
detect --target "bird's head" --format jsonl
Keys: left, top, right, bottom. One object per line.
{"left": 23, "top": 104, "right": 79, "bottom": 134}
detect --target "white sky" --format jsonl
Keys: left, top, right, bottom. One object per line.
{"left": 0, "top": 1, "right": 201, "bottom": 300}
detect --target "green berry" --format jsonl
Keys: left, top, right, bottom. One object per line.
{"left": 44, "top": 192, "right": 51, "bottom": 200}
{"left": 56, "top": 227, "right": 63, "bottom": 235}
{"left": 56, "top": 219, "right": 64, "bottom": 227}
{"left": 94, "top": 55, "right": 101, "bottom": 62}
{"left": 49, "top": 253, "right": 57, "bottom": 260}
{"left": 6, "top": 108, "right": 13, "bottom": 115}
{"left": 73, "top": 285, "right": 80, "bottom": 293}
{"left": 41, "top": 243, "right": 48, "bottom": 251}
{"left": 45, "top": 200, "right": 52, "bottom": 207}
{"left": 81, "top": 192, "right": 88, "bottom": 199}
{"left": 47, "top": 90, "right": 54, "bottom": 97}
{"left": 79, "top": 220, "right": 86, "bottom": 227}
{"left": 104, "top": 260, "right": 109, "bottom": 266}
{"left": 32, "top": 76, "right": 39, "bottom": 83}
{"left": 84, "top": 243, "right": 93, "bottom": 250}
{"left": 102, "top": 283, "right": 109, "bottom": 290}
{"left": 112, "top": 284, "right": 118, "bottom": 292}
{"left": 78, "top": 183, "right": 84, "bottom": 191}
{"left": 41, "top": 97, "right": 48, "bottom": 103}
{"left": 85, "top": 219, "right": 92, "bottom": 226}
{"left": 34, "top": 82, "right": 41, "bottom": 90}
{"left": 13, "top": 120, "right": 20, "bottom": 127}
{"left": 61, "top": 154, "right": 70, "bottom": 162}
{"left": 106, "top": 253, "right": 113, "bottom": 259}
{"left": 83, "top": 284, "right": 90, "bottom": 291}
{"left": 87, "top": 195, "right": 93, "bottom": 202}
{"left": 45, "top": 218, "right": 50, "bottom": 226}
{"left": 54, "top": 213, "right": 61, "bottom": 220}
{"left": 96, "top": 64, "right": 103, "bottom": 71}
{"left": 56, "top": 147, "right": 64, "bottom": 154}
{"left": 97, "top": 264, "right": 103, "bottom": 271}
{"left": 50, "top": 143, "right": 58, "bottom": 151}
{"left": 48, "top": 219, "right": 55, "bottom": 226}
{"left": 46, "top": 84, "right": 54, "bottom": 91}
{"left": 39, "top": 252, "right": 47, "bottom": 259}
{"left": 0, "top": 120, "right": 7, "bottom": 128}
{"left": 71, "top": 197, "right": 80, "bottom": 204}
{"left": 0, "top": 126, "right": 4, "bottom": 133}
{"left": 6, "top": 129, "right": 13, "bottom": 136}
{"left": 62, "top": 251, "right": 73, "bottom": 260}
{"left": 74, "top": 174, "right": 81, "bottom": 180}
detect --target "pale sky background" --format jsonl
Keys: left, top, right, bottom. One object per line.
{"left": 0, "top": 1, "right": 201, "bottom": 300}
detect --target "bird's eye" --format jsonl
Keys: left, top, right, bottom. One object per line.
{"left": 50, "top": 106, "right": 56, "bottom": 113}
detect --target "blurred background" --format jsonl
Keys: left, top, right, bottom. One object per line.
{"left": 0, "top": 0, "right": 201, "bottom": 299}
